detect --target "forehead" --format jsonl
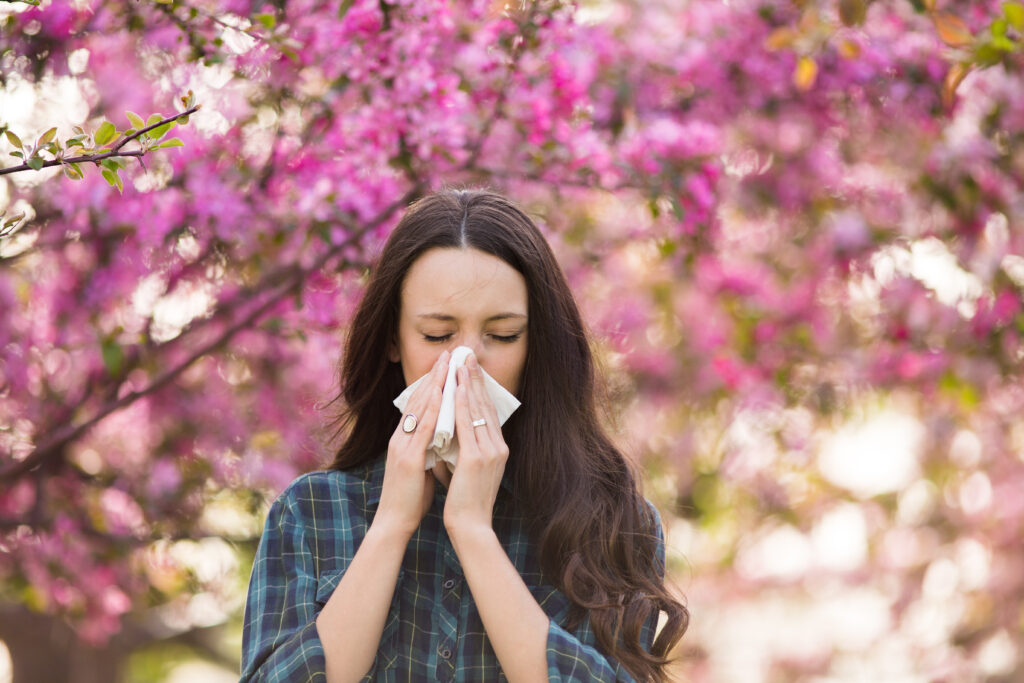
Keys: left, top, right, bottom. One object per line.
{"left": 401, "top": 247, "right": 527, "bottom": 315}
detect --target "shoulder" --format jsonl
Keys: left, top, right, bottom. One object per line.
{"left": 270, "top": 459, "right": 384, "bottom": 524}
{"left": 644, "top": 498, "right": 663, "bottom": 533}
{"left": 641, "top": 497, "right": 667, "bottom": 571}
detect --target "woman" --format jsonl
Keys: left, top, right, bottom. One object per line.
{"left": 241, "top": 190, "right": 688, "bottom": 682}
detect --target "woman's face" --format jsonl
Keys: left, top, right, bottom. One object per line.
{"left": 392, "top": 247, "right": 528, "bottom": 395}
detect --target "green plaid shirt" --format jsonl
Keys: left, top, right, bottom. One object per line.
{"left": 241, "top": 457, "right": 663, "bottom": 681}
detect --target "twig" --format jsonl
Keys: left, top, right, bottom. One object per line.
{"left": 0, "top": 106, "right": 200, "bottom": 177}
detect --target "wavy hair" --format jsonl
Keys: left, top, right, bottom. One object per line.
{"left": 327, "top": 189, "right": 688, "bottom": 680}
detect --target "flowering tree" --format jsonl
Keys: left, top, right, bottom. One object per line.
{"left": 1, "top": 0, "right": 1022, "bottom": 679}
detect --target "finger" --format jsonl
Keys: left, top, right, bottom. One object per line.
{"left": 431, "top": 349, "right": 451, "bottom": 389}
{"left": 409, "top": 383, "right": 443, "bottom": 452}
{"left": 466, "top": 354, "right": 499, "bottom": 416}
{"left": 465, "top": 355, "right": 502, "bottom": 442}
{"left": 399, "top": 350, "right": 449, "bottom": 435}
{"left": 453, "top": 372, "right": 482, "bottom": 456}
{"left": 391, "top": 386, "right": 443, "bottom": 473}
{"left": 413, "top": 349, "right": 451, "bottom": 405}
{"left": 459, "top": 365, "right": 499, "bottom": 456}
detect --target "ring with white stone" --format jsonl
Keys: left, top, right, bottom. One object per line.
{"left": 402, "top": 413, "right": 418, "bottom": 433}
{"left": 471, "top": 418, "right": 487, "bottom": 428}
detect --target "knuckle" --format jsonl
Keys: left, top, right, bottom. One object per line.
{"left": 393, "top": 450, "right": 420, "bottom": 472}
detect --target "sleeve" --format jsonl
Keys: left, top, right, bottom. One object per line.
{"left": 544, "top": 502, "right": 666, "bottom": 682}
{"left": 240, "top": 490, "right": 326, "bottom": 683}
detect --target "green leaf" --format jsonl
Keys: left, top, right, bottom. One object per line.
{"left": 155, "top": 137, "right": 184, "bottom": 149}
{"left": 94, "top": 121, "right": 117, "bottom": 145}
{"left": 101, "top": 339, "right": 123, "bottom": 376}
{"left": 126, "top": 111, "right": 146, "bottom": 130}
{"left": 992, "top": 35, "right": 1016, "bottom": 51}
{"left": 10, "top": 151, "right": 23, "bottom": 159}
{"left": 148, "top": 121, "right": 177, "bottom": 140}
{"left": 3, "top": 213, "right": 25, "bottom": 229}
{"left": 100, "top": 158, "right": 125, "bottom": 171}
{"left": 975, "top": 42, "right": 1004, "bottom": 65}
{"left": 648, "top": 198, "right": 661, "bottom": 219}
{"left": 26, "top": 156, "right": 44, "bottom": 171}
{"left": 992, "top": 18, "right": 1008, "bottom": 37}
{"left": 5, "top": 130, "right": 23, "bottom": 148}
{"left": 37, "top": 127, "right": 57, "bottom": 146}
{"left": 101, "top": 167, "right": 118, "bottom": 187}
{"left": 254, "top": 12, "right": 276, "bottom": 29}
{"left": 939, "top": 370, "right": 979, "bottom": 409}
{"left": 1005, "top": 2, "right": 1024, "bottom": 30}
{"left": 62, "top": 163, "right": 83, "bottom": 180}
{"left": 146, "top": 113, "right": 165, "bottom": 127}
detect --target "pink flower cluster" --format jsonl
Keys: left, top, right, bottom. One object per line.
{"left": 1, "top": 0, "right": 1023, "bottom": 677}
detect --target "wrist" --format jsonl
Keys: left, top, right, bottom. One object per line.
{"left": 445, "top": 518, "right": 498, "bottom": 553}
{"left": 368, "top": 512, "right": 418, "bottom": 546}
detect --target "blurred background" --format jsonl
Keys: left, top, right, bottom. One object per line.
{"left": 1, "top": 0, "right": 1022, "bottom": 681}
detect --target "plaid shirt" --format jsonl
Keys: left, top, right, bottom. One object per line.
{"left": 241, "top": 457, "right": 663, "bottom": 681}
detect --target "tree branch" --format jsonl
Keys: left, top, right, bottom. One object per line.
{"left": 0, "top": 106, "right": 200, "bottom": 177}
{"left": 0, "top": 189, "right": 421, "bottom": 484}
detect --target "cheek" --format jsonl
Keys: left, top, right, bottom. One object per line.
{"left": 399, "top": 341, "right": 437, "bottom": 385}
{"left": 487, "top": 347, "right": 527, "bottom": 395}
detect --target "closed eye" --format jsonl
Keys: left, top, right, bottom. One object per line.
{"left": 490, "top": 333, "right": 522, "bottom": 343}
{"left": 423, "top": 334, "right": 453, "bottom": 343}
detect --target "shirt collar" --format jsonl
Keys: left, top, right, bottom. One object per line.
{"left": 364, "top": 455, "right": 514, "bottom": 507}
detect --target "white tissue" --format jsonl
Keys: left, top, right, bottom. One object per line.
{"left": 393, "top": 346, "right": 521, "bottom": 470}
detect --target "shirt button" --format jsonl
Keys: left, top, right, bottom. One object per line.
{"left": 439, "top": 647, "right": 452, "bottom": 660}
{"left": 443, "top": 578, "right": 456, "bottom": 590}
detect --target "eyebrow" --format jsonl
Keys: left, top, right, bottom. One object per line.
{"left": 416, "top": 313, "right": 527, "bottom": 322}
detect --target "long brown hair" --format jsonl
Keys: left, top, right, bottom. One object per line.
{"left": 327, "top": 189, "right": 688, "bottom": 680}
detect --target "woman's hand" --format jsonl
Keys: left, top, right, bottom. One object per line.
{"left": 374, "top": 349, "right": 449, "bottom": 539}
{"left": 444, "top": 353, "right": 509, "bottom": 537}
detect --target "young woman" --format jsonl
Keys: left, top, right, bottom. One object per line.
{"left": 241, "top": 190, "right": 688, "bottom": 682}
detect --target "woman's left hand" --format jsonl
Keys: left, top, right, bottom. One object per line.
{"left": 443, "top": 353, "right": 509, "bottom": 536}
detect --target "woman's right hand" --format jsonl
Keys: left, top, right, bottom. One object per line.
{"left": 374, "top": 349, "right": 450, "bottom": 539}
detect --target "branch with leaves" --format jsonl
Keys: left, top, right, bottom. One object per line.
{"left": 765, "top": 1, "right": 1024, "bottom": 100}
{"left": 1, "top": 91, "right": 200, "bottom": 191}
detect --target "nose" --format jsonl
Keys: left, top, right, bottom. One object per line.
{"left": 453, "top": 334, "right": 483, "bottom": 361}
